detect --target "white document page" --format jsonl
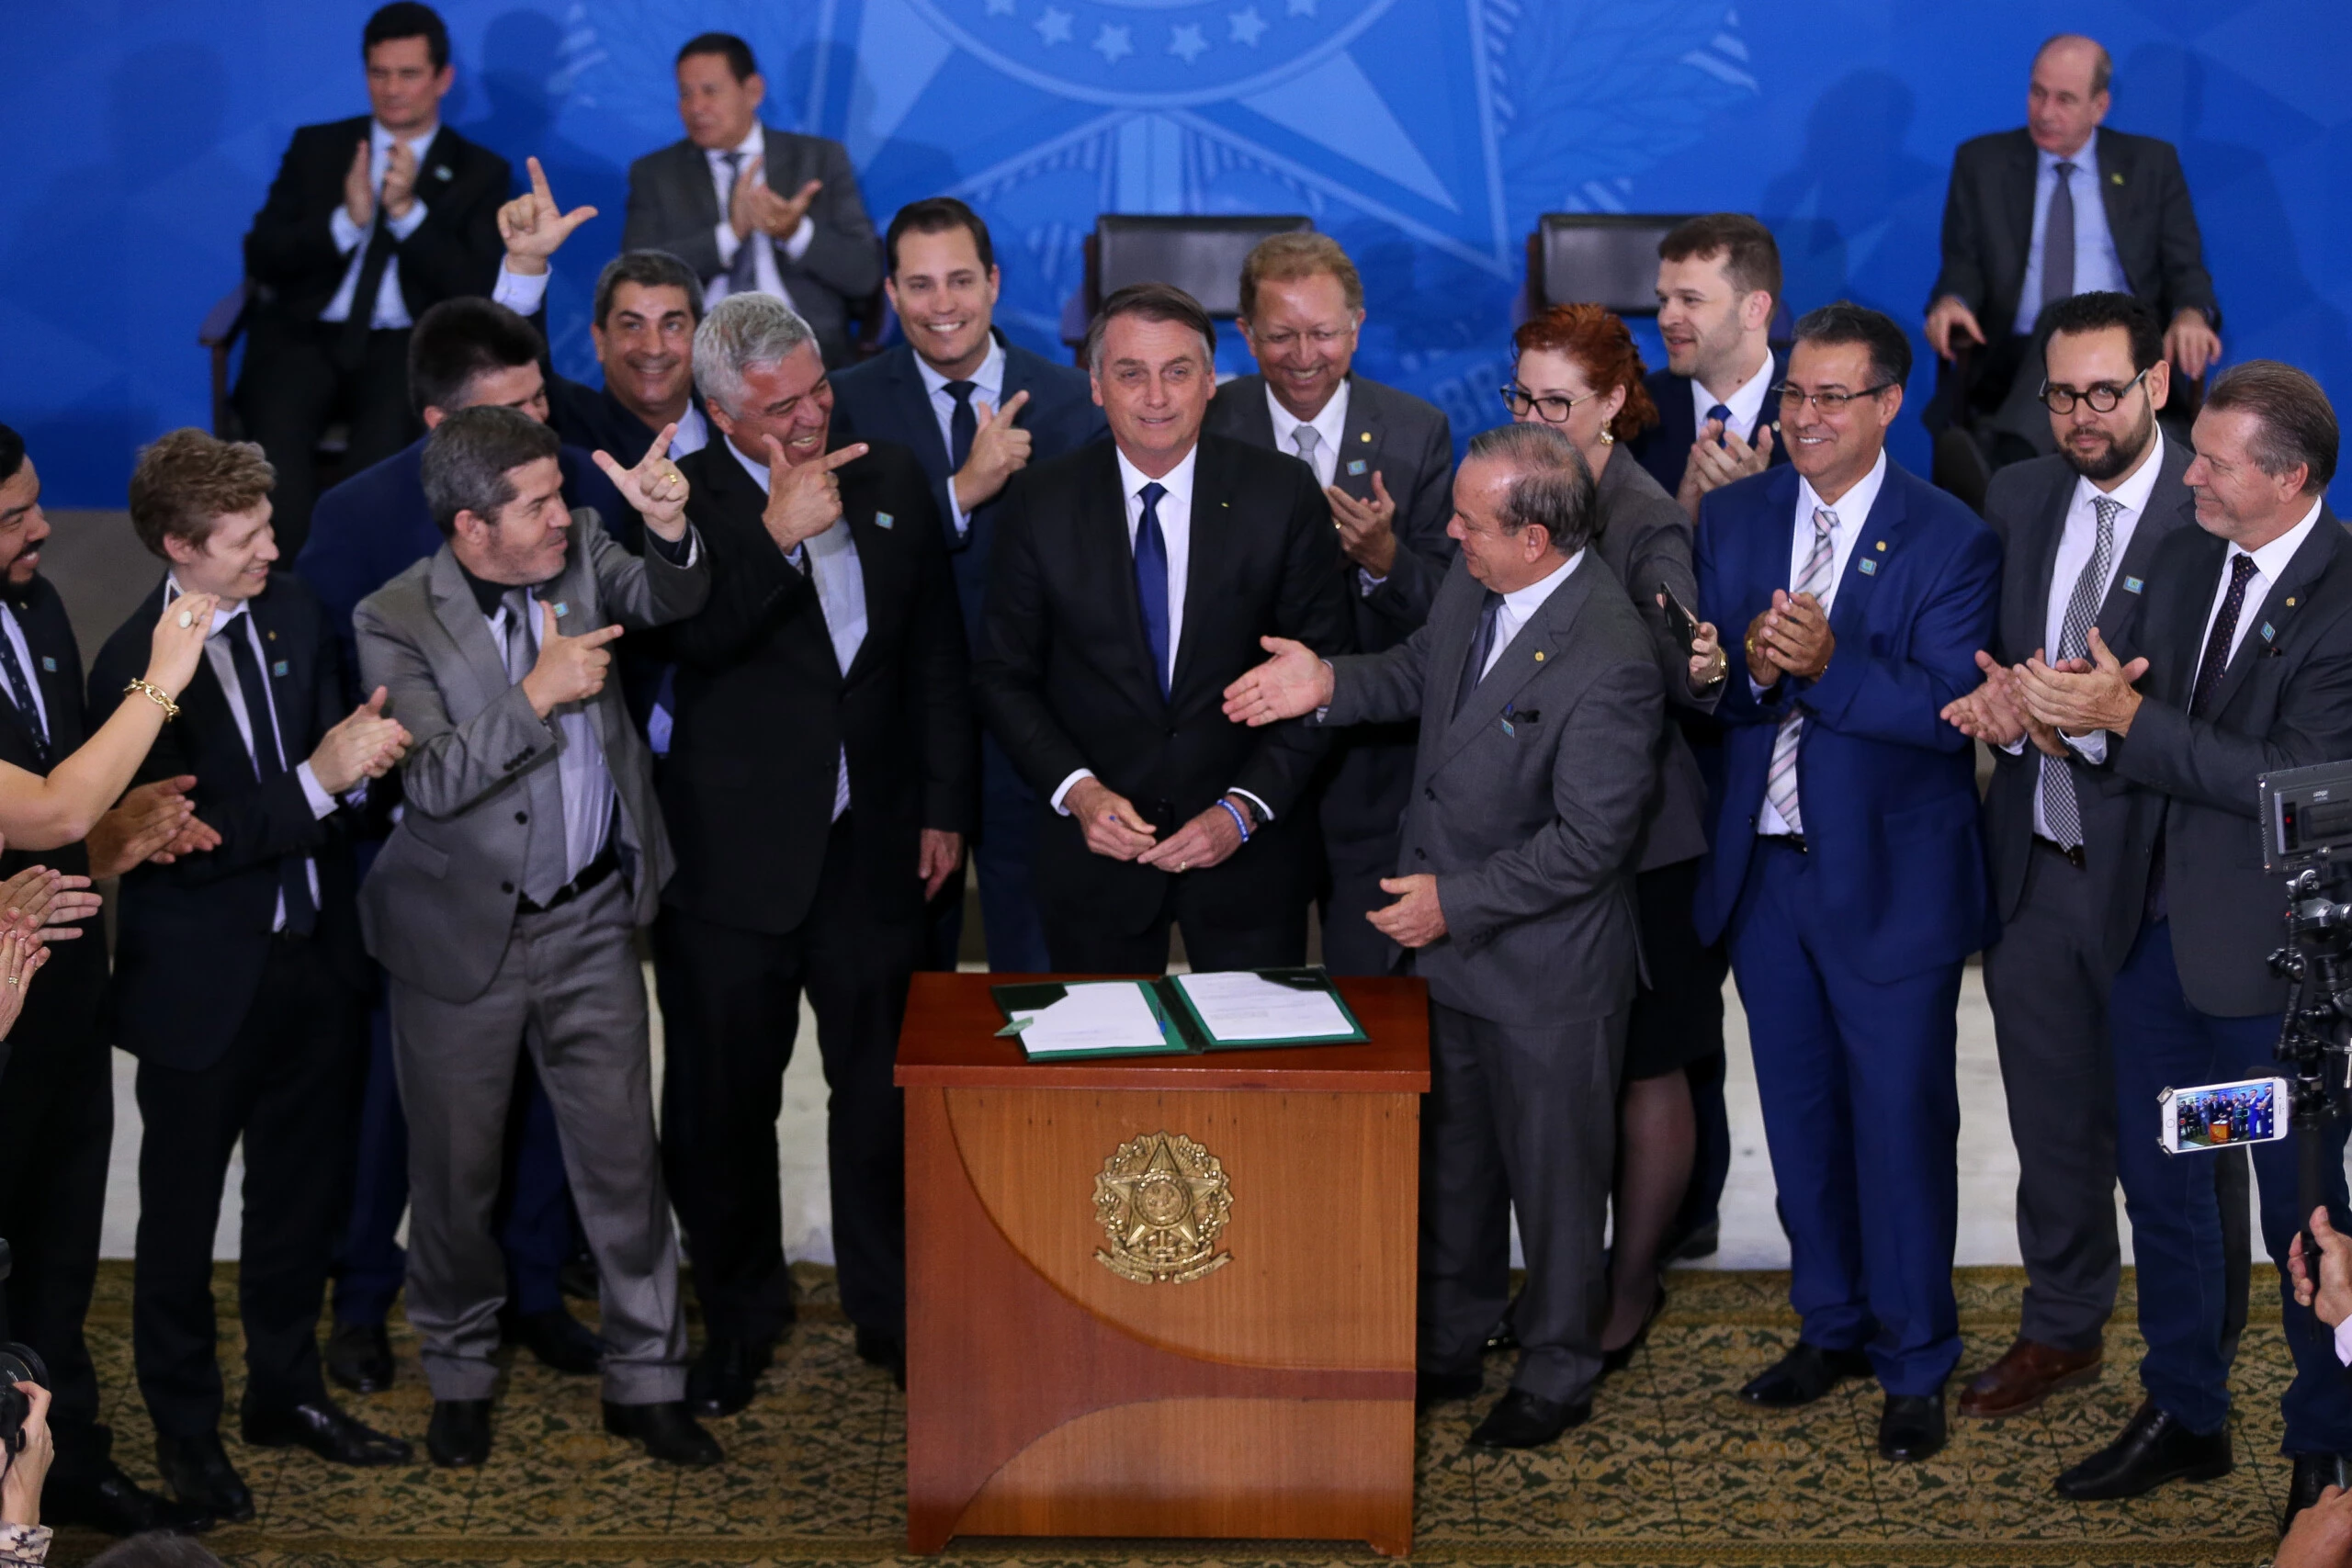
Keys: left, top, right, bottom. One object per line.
{"left": 1175, "top": 971, "right": 1354, "bottom": 1043}
{"left": 1011, "top": 981, "right": 1169, "bottom": 1055}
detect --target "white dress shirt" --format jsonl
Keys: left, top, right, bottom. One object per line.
{"left": 1692, "top": 350, "right": 1777, "bottom": 445}
{"left": 2016, "top": 130, "right": 2130, "bottom": 337}
{"left": 322, "top": 120, "right": 437, "bottom": 330}
{"left": 1048, "top": 444, "right": 1274, "bottom": 826}
{"left": 170, "top": 582, "right": 334, "bottom": 929}
{"left": 917, "top": 336, "right": 1006, "bottom": 537}
{"left": 1996, "top": 432, "right": 2164, "bottom": 830}
{"left": 728, "top": 440, "right": 865, "bottom": 818}
{"left": 705, "top": 125, "right": 814, "bottom": 310}
{"left": 1754, "top": 450, "right": 1887, "bottom": 837}
{"left": 1482, "top": 548, "right": 1587, "bottom": 680}
{"left": 1265, "top": 381, "right": 1350, "bottom": 489}
{"left": 0, "top": 606, "right": 51, "bottom": 741}
{"left": 2335, "top": 1314, "right": 2352, "bottom": 1368}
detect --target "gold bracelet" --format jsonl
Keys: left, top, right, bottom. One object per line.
{"left": 124, "top": 678, "right": 180, "bottom": 720}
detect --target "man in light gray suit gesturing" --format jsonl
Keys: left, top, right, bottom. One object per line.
{"left": 354, "top": 404, "right": 715, "bottom": 1470}
{"left": 1225, "top": 422, "right": 1667, "bottom": 1451}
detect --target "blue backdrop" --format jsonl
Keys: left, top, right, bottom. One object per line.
{"left": 7, "top": 0, "right": 2347, "bottom": 505}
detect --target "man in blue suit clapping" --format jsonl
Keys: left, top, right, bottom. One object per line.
{"left": 1693, "top": 303, "right": 2000, "bottom": 1466}
{"left": 831, "top": 197, "right": 1105, "bottom": 971}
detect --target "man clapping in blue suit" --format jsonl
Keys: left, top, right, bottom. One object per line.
{"left": 1693, "top": 303, "right": 2000, "bottom": 1466}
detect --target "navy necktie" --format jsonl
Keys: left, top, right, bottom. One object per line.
{"left": 1134, "top": 482, "right": 1171, "bottom": 698}
{"left": 2190, "top": 553, "right": 2259, "bottom": 720}
{"left": 223, "top": 626, "right": 318, "bottom": 937}
{"left": 1453, "top": 591, "right": 1503, "bottom": 717}
{"left": 1706, "top": 402, "right": 1735, "bottom": 447}
{"left": 944, "top": 380, "right": 978, "bottom": 471}
{"left": 0, "top": 620, "right": 50, "bottom": 770}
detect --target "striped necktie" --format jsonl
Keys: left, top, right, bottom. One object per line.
{"left": 1763, "top": 506, "right": 1838, "bottom": 833}
{"left": 2039, "top": 495, "right": 2120, "bottom": 848}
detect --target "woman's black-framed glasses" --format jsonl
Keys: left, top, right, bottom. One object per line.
{"left": 1499, "top": 383, "right": 1590, "bottom": 423}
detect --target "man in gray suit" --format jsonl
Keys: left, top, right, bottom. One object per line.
{"left": 1940, "top": 292, "right": 2205, "bottom": 1421}
{"left": 353, "top": 405, "right": 717, "bottom": 1469}
{"left": 1225, "top": 422, "right": 1663, "bottom": 1450}
{"left": 1204, "top": 231, "right": 1455, "bottom": 975}
{"left": 623, "top": 32, "right": 882, "bottom": 368}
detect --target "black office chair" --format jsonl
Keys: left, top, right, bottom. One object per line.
{"left": 1061, "top": 214, "right": 1314, "bottom": 353}
{"left": 199, "top": 279, "right": 352, "bottom": 487}
{"left": 1527, "top": 213, "right": 1697, "bottom": 316}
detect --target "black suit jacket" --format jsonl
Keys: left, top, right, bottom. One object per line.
{"left": 664, "top": 438, "right": 973, "bottom": 935}
{"left": 1198, "top": 373, "right": 1454, "bottom": 860}
{"left": 243, "top": 118, "right": 509, "bottom": 326}
{"left": 830, "top": 333, "right": 1107, "bottom": 651}
{"left": 89, "top": 575, "right": 370, "bottom": 1072}
{"left": 975, "top": 435, "right": 1356, "bottom": 935}
{"left": 0, "top": 580, "right": 107, "bottom": 1061}
{"left": 1930, "top": 128, "right": 2219, "bottom": 342}
{"left": 1627, "top": 347, "right": 1791, "bottom": 498}
{"left": 1980, "top": 438, "right": 2195, "bottom": 969}
{"left": 2100, "top": 509, "right": 2352, "bottom": 1016}
{"left": 622, "top": 130, "right": 882, "bottom": 367}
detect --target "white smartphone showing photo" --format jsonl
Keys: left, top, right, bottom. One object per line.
{"left": 2159, "top": 1077, "right": 2290, "bottom": 1154}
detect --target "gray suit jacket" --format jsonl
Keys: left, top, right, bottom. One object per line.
{"left": 622, "top": 129, "right": 883, "bottom": 367}
{"left": 1980, "top": 436, "right": 2193, "bottom": 971}
{"left": 1320, "top": 552, "right": 1661, "bottom": 1026}
{"left": 1590, "top": 452, "right": 1711, "bottom": 871}
{"left": 353, "top": 513, "right": 710, "bottom": 1001}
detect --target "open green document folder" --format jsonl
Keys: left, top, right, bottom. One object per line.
{"left": 992, "top": 967, "right": 1369, "bottom": 1061}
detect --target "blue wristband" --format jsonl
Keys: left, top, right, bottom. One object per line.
{"left": 1217, "top": 797, "right": 1252, "bottom": 843}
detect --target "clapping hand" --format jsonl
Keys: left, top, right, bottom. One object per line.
{"left": 380, "top": 138, "right": 420, "bottom": 222}
{"left": 309, "top": 687, "right": 411, "bottom": 795}
{"left": 1747, "top": 589, "right": 1834, "bottom": 684}
{"left": 1941, "top": 650, "right": 2032, "bottom": 749}
{"left": 343, "top": 140, "right": 377, "bottom": 230}
{"left": 1223, "top": 636, "right": 1333, "bottom": 728}
{"left": 2014, "top": 628, "right": 2148, "bottom": 739}
{"left": 728, "top": 156, "right": 824, "bottom": 243}
{"left": 0, "top": 929, "right": 51, "bottom": 1046}
{"left": 0, "top": 862, "right": 101, "bottom": 944}
{"left": 1328, "top": 472, "right": 1400, "bottom": 578}
{"left": 1677, "top": 422, "right": 1774, "bottom": 521}
{"left": 594, "top": 423, "right": 692, "bottom": 539}
{"left": 86, "top": 775, "right": 199, "bottom": 877}
{"left": 759, "top": 437, "right": 867, "bottom": 554}
{"left": 498, "top": 156, "right": 598, "bottom": 276}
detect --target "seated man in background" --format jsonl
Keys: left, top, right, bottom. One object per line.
{"left": 831, "top": 197, "right": 1103, "bottom": 972}
{"left": 1926, "top": 34, "right": 2220, "bottom": 467}
{"left": 95, "top": 431, "right": 414, "bottom": 1521}
{"left": 233, "top": 3, "right": 509, "bottom": 558}
{"left": 1630, "top": 213, "right": 1791, "bottom": 521}
{"left": 624, "top": 32, "right": 881, "bottom": 367}
{"left": 1204, "top": 231, "right": 1453, "bottom": 978}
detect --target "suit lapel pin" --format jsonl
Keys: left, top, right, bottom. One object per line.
{"left": 266, "top": 629, "right": 277, "bottom": 640}
{"left": 1347, "top": 458, "right": 1368, "bottom": 476}
{"left": 553, "top": 603, "right": 569, "bottom": 618}
{"left": 2110, "top": 170, "right": 2124, "bottom": 186}
{"left": 1359, "top": 432, "right": 1371, "bottom": 443}
{"left": 435, "top": 164, "right": 453, "bottom": 181}
{"left": 2288, "top": 596, "right": 2300, "bottom": 607}
{"left": 273, "top": 660, "right": 289, "bottom": 677}
{"left": 875, "top": 511, "right": 895, "bottom": 529}
{"left": 38, "top": 658, "right": 53, "bottom": 673}
{"left": 1859, "top": 558, "right": 1878, "bottom": 575}
{"left": 2123, "top": 576, "right": 2145, "bottom": 593}
{"left": 1874, "top": 540, "right": 1886, "bottom": 550}
{"left": 2263, "top": 623, "right": 2277, "bottom": 643}
{"left": 1533, "top": 650, "right": 1545, "bottom": 662}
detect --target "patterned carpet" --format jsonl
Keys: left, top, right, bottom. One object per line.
{"left": 51, "top": 1262, "right": 2290, "bottom": 1568}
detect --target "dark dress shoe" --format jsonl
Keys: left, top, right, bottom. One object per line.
{"left": 243, "top": 1396, "right": 413, "bottom": 1466}
{"left": 686, "top": 1337, "right": 773, "bottom": 1417}
{"left": 1878, "top": 1393, "right": 1947, "bottom": 1461}
{"left": 1416, "top": 1370, "right": 1484, "bottom": 1407}
{"left": 426, "top": 1399, "right": 494, "bottom": 1468}
{"left": 1467, "top": 1388, "right": 1590, "bottom": 1450}
{"left": 1739, "top": 1342, "right": 1874, "bottom": 1408}
{"left": 2284, "top": 1452, "right": 2352, "bottom": 1536}
{"left": 508, "top": 1307, "right": 607, "bottom": 1376}
{"left": 2054, "top": 1399, "right": 2233, "bottom": 1499}
{"left": 855, "top": 1325, "right": 907, "bottom": 1390}
{"left": 44, "top": 1463, "right": 215, "bottom": 1536}
{"left": 1483, "top": 1315, "right": 1519, "bottom": 1356}
{"left": 559, "top": 1254, "right": 600, "bottom": 1301}
{"left": 326, "top": 1319, "right": 394, "bottom": 1394}
{"left": 603, "top": 1400, "right": 723, "bottom": 1466}
{"left": 1600, "top": 1282, "right": 1667, "bottom": 1375}
{"left": 1956, "top": 1337, "right": 2100, "bottom": 1419}
{"left": 154, "top": 1432, "right": 254, "bottom": 1523}
{"left": 1662, "top": 1217, "right": 1720, "bottom": 1263}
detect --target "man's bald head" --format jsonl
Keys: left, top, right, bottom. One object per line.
{"left": 2029, "top": 34, "right": 2112, "bottom": 158}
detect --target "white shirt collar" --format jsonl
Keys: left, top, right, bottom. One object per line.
{"left": 1500, "top": 547, "right": 1584, "bottom": 616}
{"left": 916, "top": 335, "right": 1007, "bottom": 402}
{"left": 2038, "top": 128, "right": 2098, "bottom": 176}
{"left": 1114, "top": 443, "right": 1200, "bottom": 512}
{"left": 1697, "top": 349, "right": 1778, "bottom": 434}
{"left": 2072, "top": 427, "right": 2167, "bottom": 519}
{"left": 372, "top": 118, "right": 438, "bottom": 161}
{"left": 728, "top": 436, "right": 772, "bottom": 492}
{"left": 2236, "top": 497, "right": 2326, "bottom": 583}
{"left": 707, "top": 123, "right": 764, "bottom": 164}
{"left": 1796, "top": 448, "right": 1890, "bottom": 531}
{"left": 1263, "top": 380, "right": 1351, "bottom": 457}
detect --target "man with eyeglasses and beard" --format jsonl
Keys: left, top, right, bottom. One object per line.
{"left": 1939, "top": 292, "right": 2210, "bottom": 1426}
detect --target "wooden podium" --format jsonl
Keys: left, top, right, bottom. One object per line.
{"left": 897, "top": 972, "right": 1430, "bottom": 1556}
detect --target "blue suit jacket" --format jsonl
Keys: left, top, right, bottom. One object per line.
{"left": 1693, "top": 459, "right": 2000, "bottom": 976}
{"left": 295, "top": 434, "right": 629, "bottom": 663}
{"left": 830, "top": 333, "right": 1105, "bottom": 648}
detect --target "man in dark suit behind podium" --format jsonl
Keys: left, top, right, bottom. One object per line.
{"left": 234, "top": 4, "right": 509, "bottom": 558}
{"left": 831, "top": 198, "right": 1104, "bottom": 972}
{"left": 1925, "top": 35, "right": 2221, "bottom": 460}
{"left": 975, "top": 284, "right": 1354, "bottom": 973}
{"left": 1629, "top": 214, "right": 1791, "bottom": 520}
{"left": 1203, "top": 232, "right": 1454, "bottom": 976}
{"left": 623, "top": 33, "right": 882, "bottom": 369}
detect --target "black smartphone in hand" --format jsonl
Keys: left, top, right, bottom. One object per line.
{"left": 1657, "top": 583, "right": 1703, "bottom": 660}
